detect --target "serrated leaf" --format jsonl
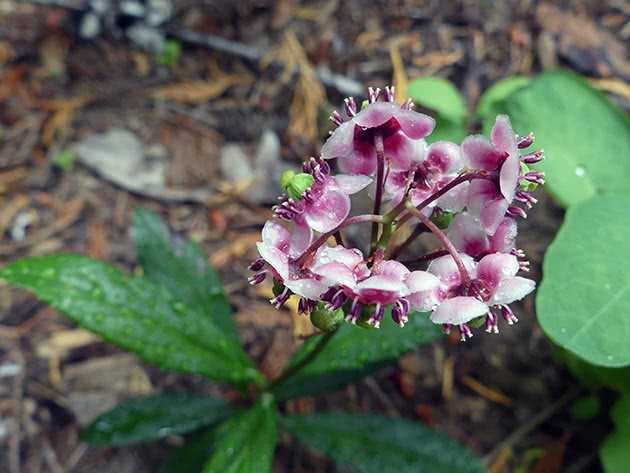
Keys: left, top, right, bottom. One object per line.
{"left": 82, "top": 393, "right": 230, "bottom": 446}
{"left": 503, "top": 70, "right": 630, "bottom": 207}
{"left": 476, "top": 76, "right": 531, "bottom": 121}
{"left": 132, "top": 208, "right": 238, "bottom": 340}
{"left": 273, "top": 311, "right": 442, "bottom": 400}
{"left": 0, "top": 255, "right": 261, "bottom": 384}
{"left": 407, "top": 77, "right": 467, "bottom": 125}
{"left": 601, "top": 396, "right": 630, "bottom": 473}
{"left": 202, "top": 400, "right": 277, "bottom": 473}
{"left": 537, "top": 195, "right": 630, "bottom": 367}
{"left": 283, "top": 413, "right": 486, "bottom": 473}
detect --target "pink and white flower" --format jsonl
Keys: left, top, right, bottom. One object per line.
{"left": 321, "top": 87, "right": 435, "bottom": 175}
{"left": 383, "top": 140, "right": 468, "bottom": 215}
{"left": 310, "top": 248, "right": 411, "bottom": 328}
{"left": 447, "top": 213, "right": 517, "bottom": 258}
{"left": 463, "top": 115, "right": 544, "bottom": 234}
{"left": 250, "top": 220, "right": 329, "bottom": 307}
{"left": 274, "top": 158, "right": 372, "bottom": 234}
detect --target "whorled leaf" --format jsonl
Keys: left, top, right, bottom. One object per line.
{"left": 273, "top": 311, "right": 442, "bottom": 400}
{"left": 202, "top": 399, "right": 277, "bottom": 473}
{"left": 537, "top": 195, "right": 630, "bottom": 367}
{"left": 504, "top": 70, "right": 630, "bottom": 207}
{"left": 0, "top": 255, "right": 261, "bottom": 385}
{"left": 82, "top": 393, "right": 230, "bottom": 446}
{"left": 283, "top": 413, "right": 486, "bottom": 473}
{"left": 475, "top": 76, "right": 531, "bottom": 133}
{"left": 132, "top": 208, "right": 239, "bottom": 340}
{"left": 407, "top": 77, "right": 467, "bottom": 124}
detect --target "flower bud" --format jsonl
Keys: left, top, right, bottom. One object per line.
{"left": 281, "top": 170, "right": 315, "bottom": 200}
{"left": 310, "top": 302, "right": 344, "bottom": 332}
{"left": 431, "top": 210, "right": 454, "bottom": 230}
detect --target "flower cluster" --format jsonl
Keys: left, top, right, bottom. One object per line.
{"left": 249, "top": 86, "right": 543, "bottom": 340}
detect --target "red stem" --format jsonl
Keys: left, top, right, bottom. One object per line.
{"left": 370, "top": 132, "right": 385, "bottom": 253}
{"left": 404, "top": 204, "right": 471, "bottom": 287}
{"left": 397, "top": 170, "right": 492, "bottom": 227}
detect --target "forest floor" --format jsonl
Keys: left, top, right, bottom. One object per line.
{"left": 0, "top": 1, "right": 629, "bottom": 472}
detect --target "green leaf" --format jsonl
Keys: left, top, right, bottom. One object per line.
{"left": 503, "top": 70, "right": 630, "bottom": 207}
{"left": 132, "top": 208, "right": 239, "bottom": 341}
{"left": 274, "top": 311, "right": 442, "bottom": 400}
{"left": 601, "top": 395, "right": 630, "bottom": 473}
{"left": 407, "top": 77, "right": 467, "bottom": 125}
{"left": 569, "top": 395, "right": 601, "bottom": 421}
{"left": 202, "top": 399, "right": 277, "bottom": 473}
{"left": 0, "top": 255, "right": 261, "bottom": 384}
{"left": 428, "top": 117, "right": 467, "bottom": 144}
{"left": 537, "top": 195, "right": 630, "bottom": 367}
{"left": 283, "top": 413, "right": 486, "bottom": 473}
{"left": 556, "top": 348, "right": 630, "bottom": 393}
{"left": 161, "top": 428, "right": 218, "bottom": 473}
{"left": 475, "top": 76, "right": 531, "bottom": 121}
{"left": 82, "top": 393, "right": 230, "bottom": 446}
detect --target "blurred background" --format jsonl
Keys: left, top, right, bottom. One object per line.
{"left": 0, "top": 0, "right": 628, "bottom": 472}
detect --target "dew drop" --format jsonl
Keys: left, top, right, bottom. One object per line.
{"left": 575, "top": 166, "right": 586, "bottom": 177}
{"left": 560, "top": 327, "right": 567, "bottom": 334}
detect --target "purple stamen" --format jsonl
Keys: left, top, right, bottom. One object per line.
{"left": 500, "top": 305, "right": 519, "bottom": 325}
{"left": 270, "top": 287, "right": 291, "bottom": 309}
{"left": 248, "top": 258, "right": 265, "bottom": 272}
{"left": 345, "top": 297, "right": 361, "bottom": 324}
{"left": 384, "top": 86, "right": 395, "bottom": 102}
{"left": 507, "top": 206, "right": 528, "bottom": 219}
{"left": 485, "top": 312, "right": 499, "bottom": 334}
{"left": 344, "top": 97, "right": 357, "bottom": 117}
{"left": 459, "top": 323, "right": 473, "bottom": 341}
{"left": 248, "top": 271, "right": 267, "bottom": 285}
{"left": 522, "top": 150, "right": 544, "bottom": 164}
{"left": 330, "top": 110, "right": 344, "bottom": 126}
{"left": 367, "top": 303, "right": 385, "bottom": 328}
{"left": 368, "top": 87, "right": 381, "bottom": 104}
{"left": 517, "top": 132, "right": 535, "bottom": 149}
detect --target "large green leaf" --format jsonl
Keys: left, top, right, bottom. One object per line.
{"left": 407, "top": 77, "right": 467, "bottom": 124}
{"left": 429, "top": 117, "right": 467, "bottom": 144}
{"left": 82, "top": 393, "right": 230, "bottom": 446}
{"left": 503, "top": 70, "right": 630, "bottom": 207}
{"left": 132, "top": 208, "right": 238, "bottom": 340}
{"left": 601, "top": 395, "right": 630, "bottom": 473}
{"left": 475, "top": 76, "right": 531, "bottom": 123}
{"left": 273, "top": 311, "right": 442, "bottom": 400}
{"left": 0, "top": 255, "right": 261, "bottom": 384}
{"left": 537, "top": 195, "right": 630, "bottom": 367}
{"left": 202, "top": 399, "right": 277, "bottom": 473}
{"left": 283, "top": 413, "right": 486, "bottom": 473}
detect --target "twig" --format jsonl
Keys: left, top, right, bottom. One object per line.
{"left": 168, "top": 28, "right": 363, "bottom": 96}
{"left": 483, "top": 387, "right": 581, "bottom": 465}
{"left": 364, "top": 376, "right": 400, "bottom": 417}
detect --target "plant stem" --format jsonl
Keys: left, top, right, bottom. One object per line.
{"left": 370, "top": 132, "right": 385, "bottom": 254}
{"left": 400, "top": 249, "right": 449, "bottom": 266}
{"left": 397, "top": 170, "right": 491, "bottom": 227}
{"left": 404, "top": 202, "right": 471, "bottom": 287}
{"left": 296, "top": 214, "right": 383, "bottom": 266}
{"left": 268, "top": 329, "right": 338, "bottom": 392}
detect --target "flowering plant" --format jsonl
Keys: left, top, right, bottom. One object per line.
{"left": 2, "top": 69, "right": 628, "bottom": 472}
{"left": 251, "top": 85, "right": 543, "bottom": 342}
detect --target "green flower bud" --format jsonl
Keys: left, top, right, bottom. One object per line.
{"left": 519, "top": 162, "right": 538, "bottom": 192}
{"left": 360, "top": 99, "right": 369, "bottom": 110}
{"left": 280, "top": 171, "right": 315, "bottom": 200}
{"left": 310, "top": 302, "right": 344, "bottom": 332}
{"left": 431, "top": 210, "right": 454, "bottom": 230}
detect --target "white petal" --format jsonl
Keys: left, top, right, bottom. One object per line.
{"left": 430, "top": 296, "right": 488, "bottom": 325}
{"left": 491, "top": 276, "right": 535, "bottom": 305}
